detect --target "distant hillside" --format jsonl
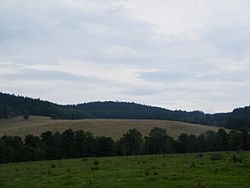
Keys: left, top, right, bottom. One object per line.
{"left": 0, "top": 92, "right": 249, "bottom": 129}
{"left": 0, "top": 116, "right": 226, "bottom": 139}
{"left": 227, "top": 106, "right": 250, "bottom": 129}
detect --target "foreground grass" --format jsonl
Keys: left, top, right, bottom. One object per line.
{"left": 0, "top": 152, "right": 250, "bottom": 188}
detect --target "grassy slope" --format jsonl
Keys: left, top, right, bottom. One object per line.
{"left": 0, "top": 152, "right": 250, "bottom": 188}
{"left": 0, "top": 116, "right": 226, "bottom": 139}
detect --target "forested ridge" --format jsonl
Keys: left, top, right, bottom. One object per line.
{"left": 0, "top": 92, "right": 250, "bottom": 130}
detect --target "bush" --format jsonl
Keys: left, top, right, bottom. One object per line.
{"left": 91, "top": 166, "right": 99, "bottom": 171}
{"left": 162, "top": 176, "right": 168, "bottom": 180}
{"left": 47, "top": 170, "right": 52, "bottom": 175}
{"left": 0, "top": 178, "right": 4, "bottom": 188}
{"left": 153, "top": 171, "right": 158, "bottom": 176}
{"left": 93, "top": 160, "right": 99, "bottom": 166}
{"left": 144, "top": 168, "right": 150, "bottom": 176}
{"left": 81, "top": 158, "right": 88, "bottom": 162}
{"left": 214, "top": 168, "right": 218, "bottom": 173}
{"left": 210, "top": 153, "right": 225, "bottom": 161}
{"left": 189, "top": 162, "right": 196, "bottom": 168}
{"left": 196, "top": 153, "right": 203, "bottom": 158}
{"left": 232, "top": 154, "right": 242, "bottom": 163}
{"left": 196, "top": 181, "right": 205, "bottom": 188}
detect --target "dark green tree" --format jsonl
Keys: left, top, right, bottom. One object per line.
{"left": 196, "top": 134, "right": 206, "bottom": 152}
{"left": 204, "top": 130, "right": 217, "bottom": 151}
{"left": 2, "top": 106, "right": 10, "bottom": 118}
{"left": 216, "top": 129, "right": 229, "bottom": 151}
{"left": 145, "top": 127, "right": 173, "bottom": 154}
{"left": 61, "top": 129, "right": 75, "bottom": 158}
{"left": 186, "top": 135, "right": 199, "bottom": 153}
{"left": 24, "top": 135, "right": 41, "bottom": 148}
{"left": 74, "top": 130, "right": 95, "bottom": 157}
{"left": 23, "top": 110, "right": 29, "bottom": 120}
{"left": 177, "top": 133, "right": 189, "bottom": 153}
{"left": 2, "top": 136, "right": 23, "bottom": 161}
{"left": 117, "top": 129, "right": 144, "bottom": 155}
{"left": 228, "top": 130, "right": 241, "bottom": 151}
{"left": 20, "top": 146, "right": 35, "bottom": 161}
{"left": 241, "top": 129, "right": 250, "bottom": 150}
{"left": 41, "top": 131, "right": 58, "bottom": 160}
{"left": 0, "top": 145, "right": 16, "bottom": 163}
{"left": 95, "top": 136, "right": 115, "bottom": 156}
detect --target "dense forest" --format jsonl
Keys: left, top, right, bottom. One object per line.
{"left": 0, "top": 92, "right": 250, "bottom": 129}
{"left": 0, "top": 127, "right": 249, "bottom": 163}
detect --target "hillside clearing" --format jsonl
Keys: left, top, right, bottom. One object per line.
{"left": 0, "top": 116, "right": 227, "bottom": 139}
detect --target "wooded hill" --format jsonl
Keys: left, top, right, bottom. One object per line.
{"left": 0, "top": 92, "right": 249, "bottom": 129}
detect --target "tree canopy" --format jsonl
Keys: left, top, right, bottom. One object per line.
{"left": 0, "top": 128, "right": 249, "bottom": 163}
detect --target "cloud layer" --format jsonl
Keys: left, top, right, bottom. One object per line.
{"left": 1, "top": 0, "right": 250, "bottom": 113}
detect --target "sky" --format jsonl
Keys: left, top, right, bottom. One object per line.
{"left": 0, "top": 0, "right": 250, "bottom": 113}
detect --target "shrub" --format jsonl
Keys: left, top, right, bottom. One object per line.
{"left": 47, "top": 170, "right": 52, "bottom": 175}
{"left": 81, "top": 158, "right": 88, "bottom": 162}
{"left": 66, "top": 169, "right": 71, "bottom": 173}
{"left": 0, "top": 179, "right": 4, "bottom": 188}
{"left": 93, "top": 160, "right": 99, "bottom": 166}
{"left": 153, "top": 171, "right": 158, "bottom": 176}
{"left": 51, "top": 164, "right": 56, "bottom": 168}
{"left": 189, "top": 162, "right": 196, "bottom": 168}
{"left": 199, "top": 162, "right": 205, "bottom": 166}
{"left": 91, "top": 166, "right": 99, "bottom": 171}
{"left": 144, "top": 169, "right": 150, "bottom": 176}
{"left": 210, "top": 153, "right": 225, "bottom": 161}
{"left": 214, "top": 168, "right": 218, "bottom": 173}
{"left": 196, "top": 181, "right": 205, "bottom": 188}
{"left": 147, "top": 177, "right": 157, "bottom": 182}
{"left": 162, "top": 176, "right": 168, "bottom": 180}
{"left": 232, "top": 154, "right": 242, "bottom": 163}
{"left": 196, "top": 153, "right": 203, "bottom": 158}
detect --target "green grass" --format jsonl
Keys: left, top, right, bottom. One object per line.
{"left": 1, "top": 152, "right": 250, "bottom": 188}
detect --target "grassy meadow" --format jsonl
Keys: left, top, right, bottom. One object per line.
{"left": 0, "top": 152, "right": 250, "bottom": 188}
{"left": 0, "top": 116, "right": 226, "bottom": 139}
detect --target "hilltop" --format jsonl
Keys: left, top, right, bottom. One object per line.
{"left": 0, "top": 92, "right": 249, "bottom": 129}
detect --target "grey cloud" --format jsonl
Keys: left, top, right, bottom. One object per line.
{"left": 1, "top": 69, "right": 103, "bottom": 83}
{"left": 202, "top": 25, "right": 250, "bottom": 58}
{"left": 1, "top": 0, "right": 250, "bottom": 112}
{"left": 139, "top": 71, "right": 194, "bottom": 82}
{"left": 195, "top": 72, "right": 250, "bottom": 82}
{"left": 0, "top": 0, "right": 154, "bottom": 66}
{"left": 121, "top": 88, "right": 162, "bottom": 96}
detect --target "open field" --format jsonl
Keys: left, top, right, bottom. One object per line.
{"left": 0, "top": 152, "right": 250, "bottom": 188}
{"left": 0, "top": 116, "right": 227, "bottom": 139}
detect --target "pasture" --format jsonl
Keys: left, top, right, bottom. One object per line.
{"left": 0, "top": 116, "right": 225, "bottom": 139}
{"left": 0, "top": 152, "right": 250, "bottom": 188}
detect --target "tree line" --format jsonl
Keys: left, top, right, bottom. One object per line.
{"left": 0, "top": 128, "right": 249, "bottom": 163}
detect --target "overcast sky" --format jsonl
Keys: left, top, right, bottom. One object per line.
{"left": 1, "top": 0, "right": 250, "bottom": 113}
